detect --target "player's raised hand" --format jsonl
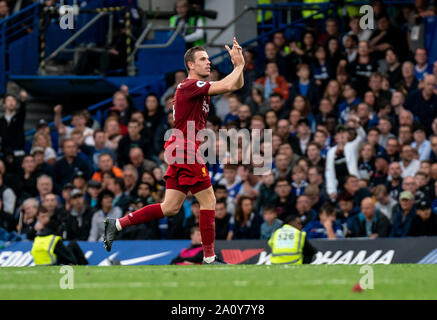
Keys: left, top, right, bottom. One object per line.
{"left": 225, "top": 37, "right": 244, "bottom": 68}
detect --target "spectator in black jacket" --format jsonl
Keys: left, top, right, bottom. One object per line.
{"left": 64, "top": 188, "right": 93, "bottom": 240}
{"left": 408, "top": 199, "right": 437, "bottom": 236}
{"left": 0, "top": 90, "right": 27, "bottom": 155}
{"left": 286, "top": 64, "right": 320, "bottom": 112}
{"left": 108, "top": 177, "right": 132, "bottom": 214}
{"left": 404, "top": 74, "right": 437, "bottom": 135}
{"left": 232, "top": 196, "right": 263, "bottom": 239}
{"left": 215, "top": 199, "right": 233, "bottom": 240}
{"left": 53, "top": 139, "right": 90, "bottom": 190}
{"left": 116, "top": 119, "right": 148, "bottom": 167}
{"left": 349, "top": 197, "right": 391, "bottom": 238}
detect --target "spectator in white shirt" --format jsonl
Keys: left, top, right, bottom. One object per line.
{"left": 411, "top": 123, "right": 431, "bottom": 161}
{"left": 400, "top": 144, "right": 421, "bottom": 178}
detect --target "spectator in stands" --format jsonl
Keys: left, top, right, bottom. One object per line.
{"left": 89, "top": 130, "right": 116, "bottom": 171}
{"left": 222, "top": 94, "right": 241, "bottom": 125}
{"left": 295, "top": 195, "right": 317, "bottom": 227}
{"left": 349, "top": 197, "right": 391, "bottom": 238}
{"left": 259, "top": 205, "right": 282, "bottom": 240}
{"left": 169, "top": 0, "right": 206, "bottom": 49}
{"left": 0, "top": 1, "right": 9, "bottom": 20}
{"left": 41, "top": 192, "right": 66, "bottom": 236}
{"left": 374, "top": 184, "right": 397, "bottom": 222}
{"left": 260, "top": 42, "right": 288, "bottom": 79}
{"left": 397, "top": 61, "right": 419, "bottom": 96}
{"left": 304, "top": 203, "right": 343, "bottom": 239}
{"left": 390, "top": 191, "right": 416, "bottom": 237}
{"left": 183, "top": 199, "right": 200, "bottom": 238}
{"left": 357, "top": 142, "right": 374, "bottom": 180}
{"left": 103, "top": 116, "right": 123, "bottom": 151}
{"left": 64, "top": 188, "right": 93, "bottom": 241}
{"left": 91, "top": 153, "right": 123, "bottom": 182}
{"left": 291, "top": 165, "right": 308, "bottom": 197}
{"left": 412, "top": 123, "right": 432, "bottom": 161}
{"left": 16, "top": 197, "right": 38, "bottom": 239}
{"left": 122, "top": 164, "right": 138, "bottom": 198}
{"left": 405, "top": 75, "right": 437, "bottom": 134}
{"left": 377, "top": 116, "right": 395, "bottom": 149}
{"left": 214, "top": 199, "right": 233, "bottom": 241}
{"left": 338, "top": 82, "right": 360, "bottom": 124}
{"left": 170, "top": 226, "right": 203, "bottom": 265}
{"left": 414, "top": 47, "right": 433, "bottom": 81}
{"left": 144, "top": 93, "right": 166, "bottom": 138}
{"left": 232, "top": 196, "right": 262, "bottom": 239}
{"left": 31, "top": 131, "right": 57, "bottom": 166}
{"left": 398, "top": 125, "right": 413, "bottom": 147}
{"left": 325, "top": 119, "right": 365, "bottom": 198}
{"left": 0, "top": 171, "right": 16, "bottom": 215}
{"left": 17, "top": 154, "right": 39, "bottom": 200}
{"left": 348, "top": 41, "right": 378, "bottom": 93}
{"left": 384, "top": 48, "right": 403, "bottom": 87}
{"left": 245, "top": 83, "right": 269, "bottom": 115}
{"left": 128, "top": 147, "right": 157, "bottom": 179}
{"left": 88, "top": 189, "right": 122, "bottom": 241}
{"left": 368, "top": 72, "right": 391, "bottom": 108}
{"left": 160, "top": 70, "right": 187, "bottom": 106}
{"left": 408, "top": 199, "right": 437, "bottom": 236}
{"left": 116, "top": 119, "right": 148, "bottom": 167}
{"left": 235, "top": 49, "right": 257, "bottom": 102}
{"left": 107, "top": 177, "right": 131, "bottom": 214}
{"left": 255, "top": 62, "right": 289, "bottom": 101}
{"left": 85, "top": 180, "right": 101, "bottom": 209}
{"left": 54, "top": 105, "right": 95, "bottom": 147}
{"left": 400, "top": 144, "right": 421, "bottom": 178}
{"left": 108, "top": 90, "right": 134, "bottom": 126}
{"left": 288, "top": 63, "right": 319, "bottom": 110}
{"left": 368, "top": 15, "right": 404, "bottom": 61}
{"left": 0, "top": 90, "right": 27, "bottom": 155}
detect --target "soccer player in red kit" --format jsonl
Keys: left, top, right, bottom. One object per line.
{"left": 103, "top": 37, "right": 245, "bottom": 264}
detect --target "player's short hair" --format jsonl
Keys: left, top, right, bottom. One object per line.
{"left": 184, "top": 46, "right": 207, "bottom": 72}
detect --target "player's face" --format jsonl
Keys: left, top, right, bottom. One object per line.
{"left": 191, "top": 51, "right": 211, "bottom": 79}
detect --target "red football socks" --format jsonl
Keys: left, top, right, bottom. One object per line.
{"left": 119, "top": 203, "right": 164, "bottom": 229}
{"left": 199, "top": 209, "right": 216, "bottom": 258}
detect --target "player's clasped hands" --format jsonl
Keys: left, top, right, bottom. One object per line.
{"left": 225, "top": 37, "right": 245, "bottom": 68}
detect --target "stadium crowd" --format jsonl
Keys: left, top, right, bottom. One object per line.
{"left": 1, "top": 0, "right": 437, "bottom": 243}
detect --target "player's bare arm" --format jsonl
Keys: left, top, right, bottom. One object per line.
{"left": 208, "top": 37, "right": 245, "bottom": 96}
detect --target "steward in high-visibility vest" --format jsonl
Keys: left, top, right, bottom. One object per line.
{"left": 170, "top": 0, "right": 206, "bottom": 48}
{"left": 31, "top": 206, "right": 88, "bottom": 266}
{"left": 301, "top": 0, "right": 328, "bottom": 20}
{"left": 31, "top": 234, "right": 62, "bottom": 265}
{"left": 268, "top": 215, "right": 317, "bottom": 264}
{"left": 257, "top": 0, "right": 273, "bottom": 23}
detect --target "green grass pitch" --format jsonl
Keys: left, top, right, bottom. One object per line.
{"left": 0, "top": 264, "right": 436, "bottom": 300}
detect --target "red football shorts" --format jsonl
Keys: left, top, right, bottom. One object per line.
{"left": 164, "top": 163, "right": 212, "bottom": 194}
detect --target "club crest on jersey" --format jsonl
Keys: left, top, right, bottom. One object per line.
{"left": 196, "top": 81, "right": 207, "bottom": 88}
{"left": 202, "top": 99, "right": 209, "bottom": 113}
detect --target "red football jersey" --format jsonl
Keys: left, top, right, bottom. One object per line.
{"left": 164, "top": 78, "right": 211, "bottom": 164}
